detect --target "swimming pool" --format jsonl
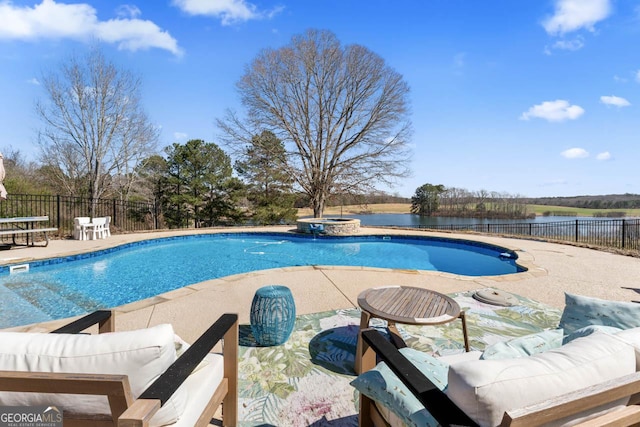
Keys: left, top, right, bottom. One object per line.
{"left": 0, "top": 233, "right": 523, "bottom": 328}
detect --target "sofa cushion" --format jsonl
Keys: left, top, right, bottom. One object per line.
{"left": 559, "top": 293, "right": 640, "bottom": 335}
{"left": 350, "top": 347, "right": 449, "bottom": 427}
{"left": 447, "top": 332, "right": 636, "bottom": 427}
{"left": 562, "top": 324, "right": 622, "bottom": 344}
{"left": 480, "top": 329, "right": 563, "bottom": 360}
{"left": 613, "top": 327, "right": 640, "bottom": 370}
{"left": 615, "top": 327, "right": 640, "bottom": 348}
{"left": 0, "top": 325, "right": 186, "bottom": 427}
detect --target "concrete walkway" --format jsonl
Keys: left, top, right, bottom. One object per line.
{"left": 2, "top": 226, "right": 639, "bottom": 342}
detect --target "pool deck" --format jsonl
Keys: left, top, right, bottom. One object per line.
{"left": 1, "top": 225, "right": 639, "bottom": 343}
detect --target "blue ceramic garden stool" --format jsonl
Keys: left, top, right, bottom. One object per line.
{"left": 250, "top": 285, "right": 296, "bottom": 346}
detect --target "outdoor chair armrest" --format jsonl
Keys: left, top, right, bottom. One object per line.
{"left": 360, "top": 328, "right": 478, "bottom": 427}
{"left": 139, "top": 313, "right": 238, "bottom": 406}
{"left": 0, "top": 370, "right": 133, "bottom": 423}
{"left": 50, "top": 310, "right": 115, "bottom": 334}
{"left": 117, "top": 398, "right": 162, "bottom": 427}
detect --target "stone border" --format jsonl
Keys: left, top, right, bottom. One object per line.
{"left": 296, "top": 217, "right": 361, "bottom": 235}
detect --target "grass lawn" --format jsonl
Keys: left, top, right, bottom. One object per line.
{"left": 528, "top": 204, "right": 640, "bottom": 217}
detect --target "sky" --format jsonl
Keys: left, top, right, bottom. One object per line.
{"left": 0, "top": 0, "right": 639, "bottom": 198}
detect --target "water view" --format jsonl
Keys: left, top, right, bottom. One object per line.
{"left": 321, "top": 214, "right": 601, "bottom": 228}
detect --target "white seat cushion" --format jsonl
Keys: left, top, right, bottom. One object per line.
{"left": 172, "top": 353, "right": 225, "bottom": 427}
{"left": 613, "top": 327, "right": 640, "bottom": 370}
{"left": 0, "top": 324, "right": 187, "bottom": 427}
{"left": 447, "top": 332, "right": 637, "bottom": 427}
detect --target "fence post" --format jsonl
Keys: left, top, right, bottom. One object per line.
{"left": 112, "top": 199, "right": 117, "bottom": 227}
{"left": 56, "top": 194, "right": 61, "bottom": 230}
{"left": 529, "top": 223, "right": 532, "bottom": 236}
{"left": 154, "top": 200, "right": 158, "bottom": 230}
{"left": 575, "top": 220, "right": 579, "bottom": 242}
{"left": 622, "top": 219, "right": 626, "bottom": 249}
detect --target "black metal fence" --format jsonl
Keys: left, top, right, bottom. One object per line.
{"left": 2, "top": 193, "right": 639, "bottom": 253}
{"left": 0, "top": 194, "right": 158, "bottom": 238}
{"left": 419, "top": 219, "right": 640, "bottom": 252}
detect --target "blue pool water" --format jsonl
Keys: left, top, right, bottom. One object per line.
{"left": 0, "top": 233, "right": 523, "bottom": 328}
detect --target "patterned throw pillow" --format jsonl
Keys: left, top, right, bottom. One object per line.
{"left": 559, "top": 293, "right": 640, "bottom": 335}
{"left": 480, "top": 329, "right": 564, "bottom": 360}
{"left": 350, "top": 347, "right": 448, "bottom": 427}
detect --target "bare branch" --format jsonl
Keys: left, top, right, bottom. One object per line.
{"left": 218, "top": 29, "right": 412, "bottom": 217}
{"left": 36, "top": 46, "right": 158, "bottom": 215}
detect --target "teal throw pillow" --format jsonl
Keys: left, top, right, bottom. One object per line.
{"left": 350, "top": 347, "right": 448, "bottom": 427}
{"left": 480, "top": 329, "right": 563, "bottom": 360}
{"left": 559, "top": 293, "right": 640, "bottom": 335}
{"left": 562, "top": 324, "right": 622, "bottom": 344}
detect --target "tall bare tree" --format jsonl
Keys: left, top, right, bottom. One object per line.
{"left": 36, "top": 47, "right": 158, "bottom": 217}
{"left": 218, "top": 29, "right": 412, "bottom": 217}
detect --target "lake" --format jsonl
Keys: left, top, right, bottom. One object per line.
{"left": 325, "top": 214, "right": 591, "bottom": 227}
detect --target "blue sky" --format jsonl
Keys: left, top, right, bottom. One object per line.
{"left": 0, "top": 0, "right": 638, "bottom": 198}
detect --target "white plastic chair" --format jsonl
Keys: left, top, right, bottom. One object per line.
{"left": 87, "top": 217, "right": 106, "bottom": 240}
{"left": 73, "top": 217, "right": 91, "bottom": 240}
{"left": 104, "top": 216, "right": 111, "bottom": 238}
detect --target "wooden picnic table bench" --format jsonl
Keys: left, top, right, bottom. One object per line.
{"left": 0, "top": 216, "right": 58, "bottom": 247}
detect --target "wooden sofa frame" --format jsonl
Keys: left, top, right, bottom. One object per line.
{"left": 0, "top": 310, "right": 238, "bottom": 427}
{"left": 359, "top": 328, "right": 640, "bottom": 427}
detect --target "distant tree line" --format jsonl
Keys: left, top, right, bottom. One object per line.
{"left": 524, "top": 194, "right": 640, "bottom": 210}
{"left": 411, "top": 183, "right": 533, "bottom": 219}
{"left": 322, "top": 192, "right": 409, "bottom": 207}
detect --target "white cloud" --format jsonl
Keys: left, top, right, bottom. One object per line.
{"left": 596, "top": 151, "right": 611, "bottom": 160}
{"left": 27, "top": 77, "right": 40, "bottom": 85}
{"left": 636, "top": 70, "right": 640, "bottom": 83}
{"left": 543, "top": 0, "right": 611, "bottom": 35}
{"left": 520, "top": 100, "right": 585, "bottom": 122}
{"left": 550, "top": 37, "right": 584, "bottom": 51}
{"left": 172, "top": 0, "right": 283, "bottom": 25}
{"left": 561, "top": 148, "right": 589, "bottom": 159}
{"left": 174, "top": 132, "right": 188, "bottom": 140}
{"left": 116, "top": 5, "right": 141, "bottom": 19}
{"left": 614, "top": 75, "right": 628, "bottom": 83}
{"left": 600, "top": 95, "right": 631, "bottom": 107}
{"left": 0, "top": 0, "right": 181, "bottom": 56}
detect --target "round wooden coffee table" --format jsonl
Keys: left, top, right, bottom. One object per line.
{"left": 354, "top": 286, "right": 470, "bottom": 373}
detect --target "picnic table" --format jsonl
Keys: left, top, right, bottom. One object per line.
{"left": 0, "top": 216, "right": 58, "bottom": 247}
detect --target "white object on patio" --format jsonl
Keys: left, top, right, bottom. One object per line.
{"left": 73, "top": 217, "right": 91, "bottom": 240}
{"left": 104, "top": 215, "right": 111, "bottom": 237}
{"left": 0, "top": 152, "right": 7, "bottom": 200}
{"left": 86, "top": 217, "right": 107, "bottom": 240}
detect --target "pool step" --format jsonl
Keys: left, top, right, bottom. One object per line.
{"left": 0, "top": 284, "right": 52, "bottom": 328}
{"left": 1, "top": 278, "right": 100, "bottom": 323}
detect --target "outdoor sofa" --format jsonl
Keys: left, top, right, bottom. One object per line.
{"left": 0, "top": 310, "right": 238, "bottom": 426}
{"left": 352, "top": 293, "right": 640, "bottom": 427}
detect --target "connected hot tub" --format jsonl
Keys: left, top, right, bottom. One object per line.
{"left": 296, "top": 218, "right": 361, "bottom": 236}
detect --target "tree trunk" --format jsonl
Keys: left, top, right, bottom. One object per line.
{"left": 312, "top": 193, "right": 325, "bottom": 218}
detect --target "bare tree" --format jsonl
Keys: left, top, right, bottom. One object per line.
{"left": 218, "top": 29, "right": 412, "bottom": 217}
{"left": 36, "top": 47, "right": 158, "bottom": 217}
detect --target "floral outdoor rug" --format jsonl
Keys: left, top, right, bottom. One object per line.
{"left": 237, "top": 289, "right": 561, "bottom": 426}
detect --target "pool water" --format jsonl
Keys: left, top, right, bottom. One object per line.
{"left": 0, "top": 233, "right": 522, "bottom": 328}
